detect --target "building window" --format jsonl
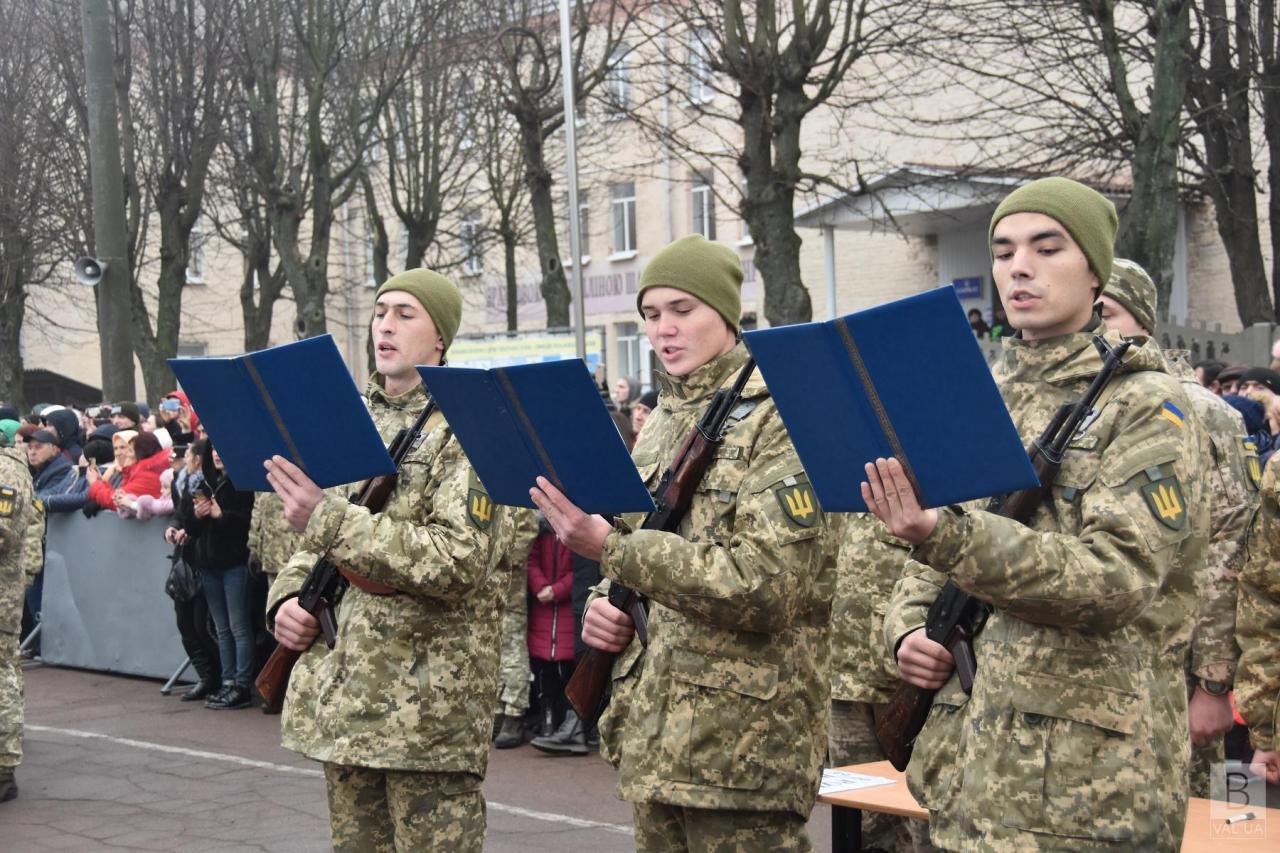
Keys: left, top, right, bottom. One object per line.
{"left": 688, "top": 30, "right": 714, "bottom": 104}
{"left": 692, "top": 173, "right": 715, "bottom": 240}
{"left": 738, "top": 181, "right": 752, "bottom": 244}
{"left": 187, "top": 219, "right": 206, "bottom": 284}
{"left": 176, "top": 341, "right": 208, "bottom": 357}
{"left": 611, "top": 183, "right": 636, "bottom": 256}
{"left": 398, "top": 231, "right": 409, "bottom": 272}
{"left": 606, "top": 43, "right": 630, "bottom": 118}
{"left": 365, "top": 236, "right": 376, "bottom": 287}
{"left": 566, "top": 197, "right": 590, "bottom": 262}
{"left": 462, "top": 211, "right": 482, "bottom": 277}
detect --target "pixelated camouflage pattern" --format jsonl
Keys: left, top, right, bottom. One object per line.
{"left": 267, "top": 378, "right": 499, "bottom": 774}
{"left": 829, "top": 514, "right": 911, "bottom": 703}
{"left": 324, "top": 762, "right": 483, "bottom": 853}
{"left": 1167, "top": 352, "right": 1253, "bottom": 685}
{"left": 596, "top": 343, "right": 835, "bottom": 819}
{"left": 0, "top": 446, "right": 33, "bottom": 769}
{"left": 632, "top": 800, "right": 812, "bottom": 851}
{"left": 248, "top": 491, "right": 304, "bottom": 577}
{"left": 490, "top": 507, "right": 538, "bottom": 716}
{"left": 1236, "top": 453, "right": 1280, "bottom": 750}
{"left": 884, "top": 330, "right": 1207, "bottom": 851}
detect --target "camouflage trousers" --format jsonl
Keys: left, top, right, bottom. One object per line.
{"left": 633, "top": 801, "right": 811, "bottom": 852}
{"left": 496, "top": 588, "right": 530, "bottom": 717}
{"left": 323, "top": 763, "right": 484, "bottom": 853}
{"left": 0, "top": 632, "right": 20, "bottom": 769}
{"left": 1189, "top": 738, "right": 1225, "bottom": 800}
{"left": 829, "top": 699, "right": 937, "bottom": 853}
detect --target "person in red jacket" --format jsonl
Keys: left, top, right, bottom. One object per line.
{"left": 526, "top": 517, "right": 585, "bottom": 755}
{"left": 86, "top": 431, "right": 167, "bottom": 511}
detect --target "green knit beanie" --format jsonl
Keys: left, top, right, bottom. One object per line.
{"left": 375, "top": 268, "right": 463, "bottom": 349}
{"left": 636, "top": 235, "right": 743, "bottom": 331}
{"left": 1106, "top": 259, "right": 1158, "bottom": 335}
{"left": 989, "top": 177, "right": 1118, "bottom": 292}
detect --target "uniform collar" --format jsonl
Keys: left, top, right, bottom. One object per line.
{"left": 654, "top": 343, "right": 749, "bottom": 406}
{"left": 366, "top": 373, "right": 429, "bottom": 411}
{"left": 999, "top": 326, "right": 1168, "bottom": 387}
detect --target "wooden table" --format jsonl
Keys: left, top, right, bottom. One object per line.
{"left": 820, "top": 761, "right": 1277, "bottom": 852}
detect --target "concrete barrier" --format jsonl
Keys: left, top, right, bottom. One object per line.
{"left": 39, "top": 512, "right": 186, "bottom": 680}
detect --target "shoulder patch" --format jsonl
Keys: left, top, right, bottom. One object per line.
{"left": 1141, "top": 475, "right": 1186, "bottom": 530}
{"left": 32, "top": 497, "right": 44, "bottom": 515}
{"left": 1240, "top": 437, "right": 1262, "bottom": 491}
{"left": 0, "top": 486, "right": 17, "bottom": 518}
{"left": 1159, "top": 400, "right": 1185, "bottom": 430}
{"left": 467, "top": 469, "right": 493, "bottom": 530}
{"left": 774, "top": 476, "right": 819, "bottom": 529}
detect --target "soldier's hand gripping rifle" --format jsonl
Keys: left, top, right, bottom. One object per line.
{"left": 254, "top": 398, "right": 438, "bottom": 713}
{"left": 873, "top": 335, "right": 1131, "bottom": 771}
{"left": 564, "top": 359, "right": 757, "bottom": 725}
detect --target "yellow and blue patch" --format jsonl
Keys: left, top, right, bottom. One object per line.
{"left": 1160, "top": 401, "right": 1185, "bottom": 429}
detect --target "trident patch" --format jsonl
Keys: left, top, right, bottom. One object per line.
{"left": 1141, "top": 476, "right": 1186, "bottom": 531}
{"left": 1241, "top": 438, "right": 1262, "bottom": 491}
{"left": 775, "top": 478, "right": 819, "bottom": 529}
{"left": 0, "top": 487, "right": 16, "bottom": 519}
{"left": 466, "top": 469, "right": 493, "bottom": 531}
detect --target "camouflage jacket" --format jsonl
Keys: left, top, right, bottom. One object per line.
{"left": 884, "top": 330, "right": 1205, "bottom": 851}
{"left": 1168, "top": 353, "right": 1255, "bottom": 684}
{"left": 0, "top": 447, "right": 35, "bottom": 635}
{"left": 829, "top": 513, "right": 910, "bottom": 704}
{"left": 597, "top": 343, "right": 834, "bottom": 818}
{"left": 1237, "top": 454, "right": 1280, "bottom": 750}
{"left": 267, "top": 378, "right": 498, "bottom": 775}
{"left": 248, "top": 491, "right": 304, "bottom": 577}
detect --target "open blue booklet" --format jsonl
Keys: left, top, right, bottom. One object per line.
{"left": 169, "top": 335, "right": 394, "bottom": 492}
{"left": 418, "top": 359, "right": 654, "bottom": 515}
{"left": 743, "top": 287, "right": 1037, "bottom": 512}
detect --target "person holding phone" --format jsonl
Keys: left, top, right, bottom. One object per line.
{"left": 86, "top": 431, "right": 167, "bottom": 512}
{"left": 159, "top": 391, "right": 198, "bottom": 446}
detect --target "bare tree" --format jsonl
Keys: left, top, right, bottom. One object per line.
{"left": 1251, "top": 0, "right": 1280, "bottom": 319}
{"left": 631, "top": 1, "right": 936, "bottom": 327}
{"left": 488, "top": 0, "right": 645, "bottom": 328}
{"left": 225, "top": 0, "right": 423, "bottom": 339}
{"left": 0, "top": 0, "right": 70, "bottom": 406}
{"left": 124, "top": 0, "right": 234, "bottom": 400}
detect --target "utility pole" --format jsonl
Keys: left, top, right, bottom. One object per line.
{"left": 558, "top": 0, "right": 586, "bottom": 360}
{"left": 81, "top": 0, "right": 135, "bottom": 400}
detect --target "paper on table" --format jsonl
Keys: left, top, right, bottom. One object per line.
{"left": 819, "top": 768, "right": 896, "bottom": 796}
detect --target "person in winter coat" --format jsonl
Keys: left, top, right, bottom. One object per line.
{"left": 525, "top": 517, "right": 583, "bottom": 753}
{"left": 81, "top": 423, "right": 117, "bottom": 467}
{"left": 159, "top": 390, "right": 198, "bottom": 447}
{"left": 41, "top": 409, "right": 84, "bottom": 465}
{"left": 177, "top": 443, "right": 255, "bottom": 709}
{"left": 86, "top": 431, "right": 167, "bottom": 511}
{"left": 162, "top": 440, "right": 221, "bottom": 702}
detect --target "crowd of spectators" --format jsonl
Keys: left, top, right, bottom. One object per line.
{"left": 1194, "top": 346, "right": 1280, "bottom": 466}
{"left": 5, "top": 394, "right": 263, "bottom": 711}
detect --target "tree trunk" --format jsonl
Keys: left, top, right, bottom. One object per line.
{"left": 519, "top": 117, "right": 570, "bottom": 328}
{"left": 503, "top": 220, "right": 519, "bottom": 332}
{"left": 739, "top": 83, "right": 812, "bottom": 327}
{"left": 0, "top": 249, "right": 27, "bottom": 408}
{"left": 1258, "top": 0, "right": 1280, "bottom": 320}
{"left": 1114, "top": 0, "right": 1189, "bottom": 321}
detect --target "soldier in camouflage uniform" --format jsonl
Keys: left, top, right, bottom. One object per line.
{"left": 247, "top": 490, "right": 303, "bottom": 578}
{"left": 828, "top": 513, "right": 934, "bottom": 852}
{"left": 265, "top": 269, "right": 498, "bottom": 852}
{"left": 1237, "top": 453, "right": 1280, "bottom": 784}
{"left": 0, "top": 442, "right": 37, "bottom": 802}
{"left": 1099, "top": 260, "right": 1256, "bottom": 799}
{"left": 532, "top": 235, "right": 834, "bottom": 851}
{"left": 871, "top": 179, "right": 1207, "bottom": 851}
{"left": 493, "top": 506, "right": 538, "bottom": 747}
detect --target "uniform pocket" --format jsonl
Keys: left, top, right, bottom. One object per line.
{"left": 997, "top": 672, "right": 1142, "bottom": 840}
{"left": 907, "top": 680, "right": 969, "bottom": 811}
{"left": 664, "top": 647, "right": 778, "bottom": 790}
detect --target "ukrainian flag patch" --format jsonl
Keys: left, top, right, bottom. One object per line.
{"left": 1160, "top": 401, "right": 1185, "bottom": 429}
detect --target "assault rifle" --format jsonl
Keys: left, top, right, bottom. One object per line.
{"left": 873, "top": 335, "right": 1131, "bottom": 771}
{"left": 254, "top": 397, "right": 438, "bottom": 713}
{"left": 564, "top": 358, "right": 758, "bottom": 725}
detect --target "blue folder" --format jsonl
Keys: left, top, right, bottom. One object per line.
{"left": 168, "top": 336, "right": 395, "bottom": 492}
{"left": 417, "top": 360, "right": 655, "bottom": 515}
{"left": 742, "top": 287, "right": 1038, "bottom": 512}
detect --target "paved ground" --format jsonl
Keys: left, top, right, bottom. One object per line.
{"left": 5, "top": 663, "right": 833, "bottom": 852}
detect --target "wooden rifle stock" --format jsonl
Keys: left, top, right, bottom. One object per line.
{"left": 872, "top": 335, "right": 1131, "bottom": 771}
{"left": 564, "top": 359, "right": 757, "bottom": 726}
{"left": 255, "top": 645, "right": 302, "bottom": 714}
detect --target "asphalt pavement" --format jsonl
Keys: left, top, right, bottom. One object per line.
{"left": 4, "top": 663, "right": 832, "bottom": 852}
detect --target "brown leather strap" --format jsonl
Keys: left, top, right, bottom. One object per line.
{"left": 338, "top": 566, "right": 397, "bottom": 596}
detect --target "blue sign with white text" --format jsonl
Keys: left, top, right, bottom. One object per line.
{"left": 950, "top": 277, "right": 983, "bottom": 300}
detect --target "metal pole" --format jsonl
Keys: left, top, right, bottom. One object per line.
{"left": 81, "top": 0, "right": 135, "bottom": 399}
{"left": 823, "top": 225, "right": 838, "bottom": 319}
{"left": 559, "top": 0, "right": 587, "bottom": 360}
